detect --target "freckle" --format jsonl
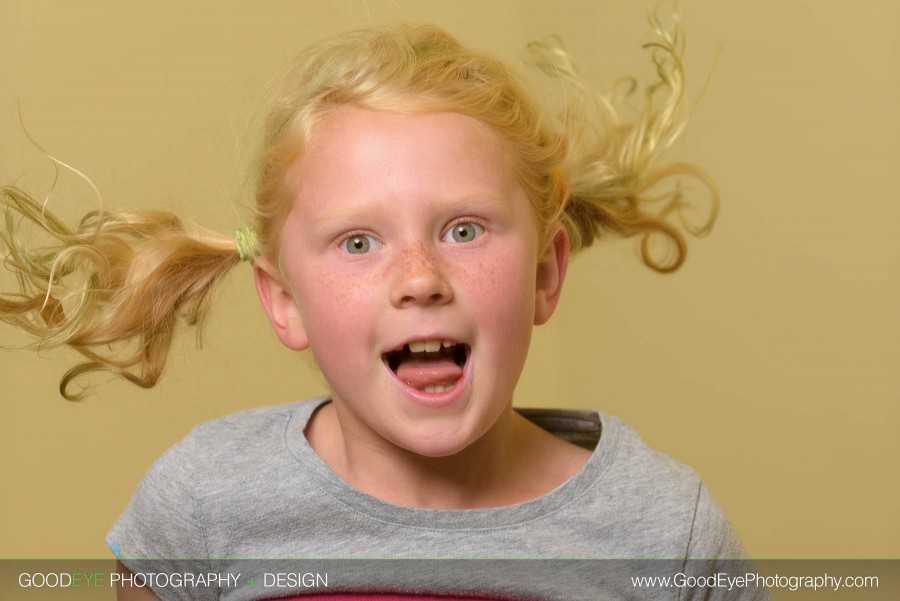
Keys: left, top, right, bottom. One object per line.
{"left": 313, "top": 265, "right": 347, "bottom": 306}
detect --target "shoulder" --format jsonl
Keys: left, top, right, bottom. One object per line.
{"left": 522, "top": 407, "right": 703, "bottom": 504}
{"left": 106, "top": 397, "right": 326, "bottom": 560}
{"left": 570, "top": 411, "right": 748, "bottom": 559}
{"left": 181, "top": 397, "right": 323, "bottom": 448}
{"left": 149, "top": 396, "right": 324, "bottom": 467}
{"left": 600, "top": 414, "right": 702, "bottom": 498}
{"left": 142, "top": 396, "right": 327, "bottom": 500}
{"left": 606, "top": 414, "right": 748, "bottom": 559}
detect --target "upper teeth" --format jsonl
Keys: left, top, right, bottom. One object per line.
{"left": 408, "top": 340, "right": 454, "bottom": 353}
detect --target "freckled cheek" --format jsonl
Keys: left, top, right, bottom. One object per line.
{"left": 460, "top": 249, "right": 537, "bottom": 331}
{"left": 307, "top": 264, "right": 378, "bottom": 308}
{"left": 292, "top": 264, "right": 382, "bottom": 352}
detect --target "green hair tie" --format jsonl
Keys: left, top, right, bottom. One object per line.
{"left": 234, "top": 226, "right": 259, "bottom": 262}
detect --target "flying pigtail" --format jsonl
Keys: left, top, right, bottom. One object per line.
{"left": 526, "top": 9, "right": 718, "bottom": 272}
{"left": 0, "top": 185, "right": 246, "bottom": 399}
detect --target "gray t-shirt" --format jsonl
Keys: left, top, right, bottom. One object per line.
{"left": 108, "top": 398, "right": 768, "bottom": 600}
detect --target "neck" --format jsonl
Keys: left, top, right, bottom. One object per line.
{"left": 304, "top": 400, "right": 584, "bottom": 509}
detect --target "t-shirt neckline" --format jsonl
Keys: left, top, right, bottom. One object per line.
{"left": 283, "top": 397, "right": 621, "bottom": 530}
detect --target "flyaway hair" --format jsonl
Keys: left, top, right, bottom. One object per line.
{"left": 525, "top": 10, "right": 717, "bottom": 269}
{"left": 0, "top": 186, "right": 237, "bottom": 399}
{"left": 1, "top": 12, "right": 716, "bottom": 398}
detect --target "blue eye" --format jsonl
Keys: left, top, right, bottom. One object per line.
{"left": 340, "top": 235, "right": 375, "bottom": 254}
{"left": 444, "top": 222, "right": 483, "bottom": 243}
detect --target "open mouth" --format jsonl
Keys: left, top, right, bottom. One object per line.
{"left": 383, "top": 340, "right": 469, "bottom": 394}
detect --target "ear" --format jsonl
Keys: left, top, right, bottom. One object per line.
{"left": 534, "top": 222, "right": 569, "bottom": 326}
{"left": 253, "top": 256, "right": 309, "bottom": 351}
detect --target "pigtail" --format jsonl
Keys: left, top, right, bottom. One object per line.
{"left": 527, "top": 10, "right": 718, "bottom": 272}
{"left": 0, "top": 185, "right": 243, "bottom": 399}
{"left": 2, "top": 14, "right": 714, "bottom": 399}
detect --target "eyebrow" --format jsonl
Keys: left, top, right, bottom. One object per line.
{"left": 309, "top": 193, "right": 512, "bottom": 232}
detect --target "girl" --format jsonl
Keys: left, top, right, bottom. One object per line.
{"left": 1, "top": 14, "right": 765, "bottom": 601}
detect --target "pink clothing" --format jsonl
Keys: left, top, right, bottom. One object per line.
{"left": 276, "top": 596, "right": 498, "bottom": 600}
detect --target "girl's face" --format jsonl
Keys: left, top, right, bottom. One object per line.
{"left": 255, "top": 105, "right": 567, "bottom": 458}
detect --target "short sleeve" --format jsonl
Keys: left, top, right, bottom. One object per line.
{"left": 106, "top": 430, "right": 215, "bottom": 601}
{"left": 685, "top": 483, "right": 747, "bottom": 559}
{"left": 678, "top": 483, "right": 771, "bottom": 601}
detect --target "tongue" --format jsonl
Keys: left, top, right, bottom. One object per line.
{"left": 395, "top": 357, "right": 463, "bottom": 390}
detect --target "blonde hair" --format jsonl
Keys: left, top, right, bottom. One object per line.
{"left": 1, "top": 15, "right": 715, "bottom": 399}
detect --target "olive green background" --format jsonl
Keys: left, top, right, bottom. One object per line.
{"left": 1, "top": 0, "right": 897, "bottom": 559}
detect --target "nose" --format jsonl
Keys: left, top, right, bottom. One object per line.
{"left": 390, "top": 242, "right": 453, "bottom": 308}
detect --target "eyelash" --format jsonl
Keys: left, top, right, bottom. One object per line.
{"left": 336, "top": 218, "right": 486, "bottom": 254}
{"left": 338, "top": 232, "right": 380, "bottom": 255}
{"left": 442, "top": 219, "right": 485, "bottom": 244}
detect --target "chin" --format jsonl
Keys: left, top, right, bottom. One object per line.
{"left": 392, "top": 428, "right": 484, "bottom": 459}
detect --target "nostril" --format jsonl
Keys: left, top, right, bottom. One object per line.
{"left": 398, "top": 290, "right": 449, "bottom": 307}
{"left": 391, "top": 245, "right": 453, "bottom": 307}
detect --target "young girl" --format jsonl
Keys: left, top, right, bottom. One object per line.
{"left": 1, "top": 15, "right": 766, "bottom": 601}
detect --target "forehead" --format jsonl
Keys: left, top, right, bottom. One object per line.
{"left": 288, "top": 106, "right": 522, "bottom": 216}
